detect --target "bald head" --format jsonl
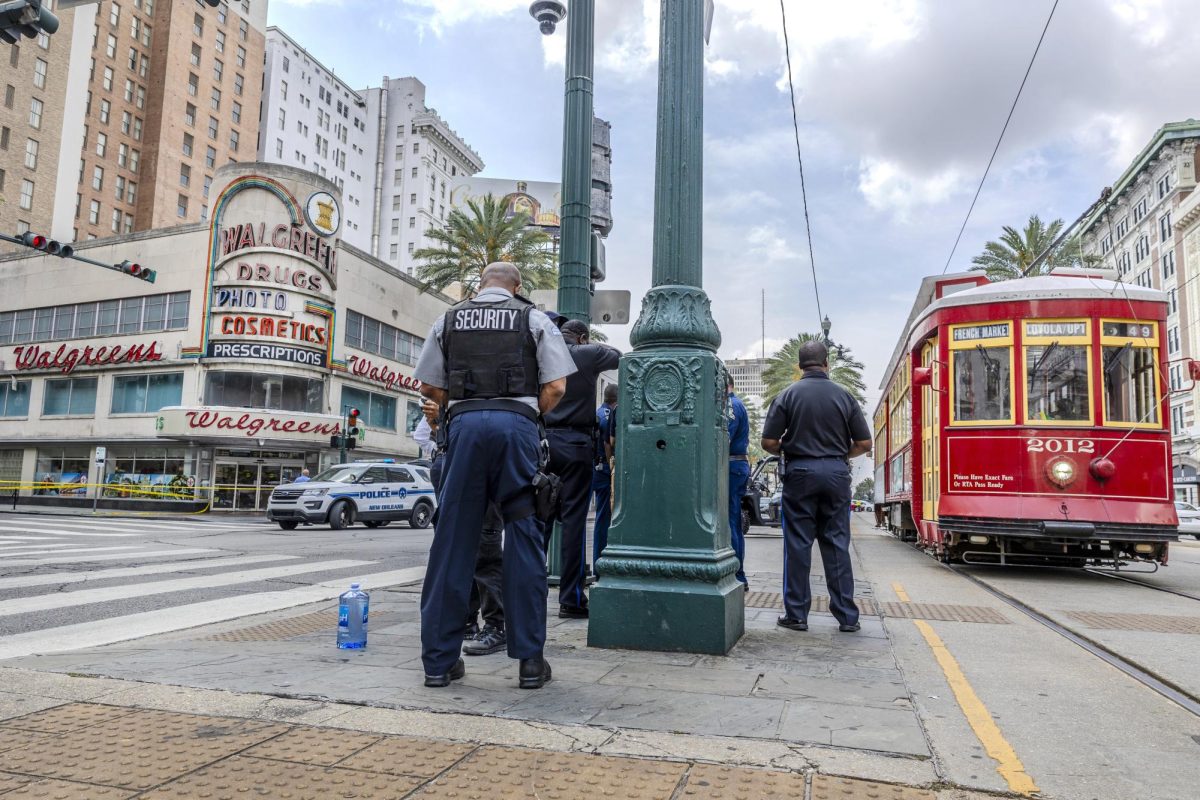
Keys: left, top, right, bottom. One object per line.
{"left": 797, "top": 340, "right": 829, "bottom": 369}
{"left": 479, "top": 262, "right": 522, "bottom": 293}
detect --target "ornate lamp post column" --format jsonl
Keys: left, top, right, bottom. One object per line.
{"left": 588, "top": 0, "right": 743, "bottom": 654}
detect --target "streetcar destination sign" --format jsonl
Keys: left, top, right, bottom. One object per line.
{"left": 1026, "top": 321, "right": 1087, "bottom": 338}
{"left": 953, "top": 323, "right": 1010, "bottom": 341}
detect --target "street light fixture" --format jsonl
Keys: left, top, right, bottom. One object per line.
{"left": 821, "top": 315, "right": 832, "bottom": 345}
{"left": 529, "top": 1, "right": 566, "bottom": 36}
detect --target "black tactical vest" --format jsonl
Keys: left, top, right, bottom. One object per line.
{"left": 443, "top": 295, "right": 540, "bottom": 400}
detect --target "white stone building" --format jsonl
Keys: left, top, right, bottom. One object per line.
{"left": 257, "top": 27, "right": 375, "bottom": 250}
{"left": 0, "top": 162, "right": 452, "bottom": 513}
{"left": 725, "top": 357, "right": 770, "bottom": 410}
{"left": 1077, "top": 120, "right": 1200, "bottom": 501}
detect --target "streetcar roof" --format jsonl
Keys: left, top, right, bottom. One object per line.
{"left": 876, "top": 273, "right": 1165, "bottom": 396}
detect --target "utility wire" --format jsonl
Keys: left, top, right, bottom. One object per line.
{"left": 941, "top": 0, "right": 1059, "bottom": 275}
{"left": 779, "top": 0, "right": 823, "bottom": 328}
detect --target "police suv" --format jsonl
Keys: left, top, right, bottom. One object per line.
{"left": 266, "top": 460, "right": 436, "bottom": 531}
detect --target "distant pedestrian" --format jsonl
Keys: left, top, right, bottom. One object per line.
{"left": 591, "top": 383, "right": 618, "bottom": 571}
{"left": 761, "top": 340, "right": 872, "bottom": 633}
{"left": 726, "top": 374, "right": 751, "bottom": 590}
{"left": 294, "top": 469, "right": 311, "bottom": 484}
{"left": 873, "top": 502, "right": 885, "bottom": 529}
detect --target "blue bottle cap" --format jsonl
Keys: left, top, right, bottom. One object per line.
{"left": 350, "top": 583, "right": 360, "bottom": 590}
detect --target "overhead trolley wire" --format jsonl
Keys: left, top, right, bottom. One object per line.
{"left": 940, "top": 0, "right": 1060, "bottom": 275}
{"left": 779, "top": 0, "right": 823, "bottom": 327}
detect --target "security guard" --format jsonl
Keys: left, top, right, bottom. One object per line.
{"left": 543, "top": 320, "right": 621, "bottom": 617}
{"left": 726, "top": 375, "right": 751, "bottom": 590}
{"left": 591, "top": 383, "right": 618, "bottom": 570}
{"left": 414, "top": 263, "right": 576, "bottom": 689}
{"left": 761, "top": 340, "right": 871, "bottom": 633}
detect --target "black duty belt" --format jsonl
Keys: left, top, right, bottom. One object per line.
{"left": 447, "top": 398, "right": 539, "bottom": 425}
{"left": 547, "top": 424, "right": 595, "bottom": 434}
{"left": 729, "top": 454, "right": 749, "bottom": 462}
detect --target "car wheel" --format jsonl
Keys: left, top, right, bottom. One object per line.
{"left": 277, "top": 521, "right": 299, "bottom": 531}
{"left": 409, "top": 502, "right": 432, "bottom": 529}
{"left": 363, "top": 521, "right": 382, "bottom": 529}
{"left": 328, "top": 500, "right": 354, "bottom": 530}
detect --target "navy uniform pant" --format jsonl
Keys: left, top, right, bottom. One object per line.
{"left": 780, "top": 458, "right": 859, "bottom": 627}
{"left": 545, "top": 428, "right": 593, "bottom": 612}
{"left": 428, "top": 454, "right": 504, "bottom": 631}
{"left": 591, "top": 466, "right": 612, "bottom": 569}
{"left": 727, "top": 460, "right": 751, "bottom": 585}
{"left": 420, "top": 410, "right": 545, "bottom": 675}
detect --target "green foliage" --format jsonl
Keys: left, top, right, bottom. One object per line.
{"left": 968, "top": 214, "right": 1094, "bottom": 282}
{"left": 853, "top": 477, "right": 874, "bottom": 502}
{"left": 762, "top": 333, "right": 867, "bottom": 409}
{"left": 413, "top": 194, "right": 559, "bottom": 296}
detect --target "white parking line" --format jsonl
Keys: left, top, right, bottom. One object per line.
{"left": 0, "top": 559, "right": 378, "bottom": 618}
{"left": 0, "top": 554, "right": 301, "bottom": 590}
{"left": 0, "top": 567, "right": 425, "bottom": 660}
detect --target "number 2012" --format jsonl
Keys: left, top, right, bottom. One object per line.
{"left": 1027, "top": 439, "right": 1094, "bottom": 454}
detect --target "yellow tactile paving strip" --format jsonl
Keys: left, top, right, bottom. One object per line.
{"left": 0, "top": 703, "right": 939, "bottom": 799}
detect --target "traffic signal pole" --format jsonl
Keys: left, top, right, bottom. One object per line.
{"left": 0, "top": 233, "right": 157, "bottom": 281}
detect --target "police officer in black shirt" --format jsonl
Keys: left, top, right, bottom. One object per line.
{"left": 414, "top": 263, "right": 577, "bottom": 689}
{"left": 543, "top": 320, "right": 621, "bottom": 617}
{"left": 761, "top": 340, "right": 872, "bottom": 633}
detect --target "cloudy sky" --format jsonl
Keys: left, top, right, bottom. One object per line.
{"left": 271, "top": 0, "right": 1200, "bottom": 407}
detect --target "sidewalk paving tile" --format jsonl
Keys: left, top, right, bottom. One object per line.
{"left": 0, "top": 728, "right": 56, "bottom": 755}
{"left": 337, "top": 735, "right": 475, "bottom": 777}
{"left": 598, "top": 662, "right": 761, "bottom": 696}
{"left": 242, "top": 726, "right": 383, "bottom": 766}
{"left": 811, "top": 774, "right": 935, "bottom": 800}
{"left": 503, "top": 680, "right": 630, "bottom": 724}
{"left": 0, "top": 702, "right": 135, "bottom": 734}
{"left": 417, "top": 745, "right": 687, "bottom": 799}
{"left": 677, "top": 763, "right": 810, "bottom": 798}
{"left": 138, "top": 755, "right": 423, "bottom": 799}
{"left": 778, "top": 700, "right": 929, "bottom": 756}
{"left": 751, "top": 671, "right": 911, "bottom": 709}
{"left": 0, "top": 772, "right": 32, "bottom": 793}
{"left": 0, "top": 777, "right": 137, "bottom": 799}
{"left": 589, "top": 687, "right": 786, "bottom": 739}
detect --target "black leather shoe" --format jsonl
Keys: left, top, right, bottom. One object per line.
{"left": 776, "top": 616, "right": 808, "bottom": 631}
{"left": 558, "top": 606, "right": 589, "bottom": 619}
{"left": 839, "top": 623, "right": 861, "bottom": 633}
{"left": 423, "top": 658, "right": 465, "bottom": 687}
{"left": 462, "top": 625, "right": 506, "bottom": 656}
{"left": 518, "top": 657, "right": 552, "bottom": 689}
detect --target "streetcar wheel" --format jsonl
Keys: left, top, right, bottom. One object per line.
{"left": 328, "top": 501, "right": 354, "bottom": 530}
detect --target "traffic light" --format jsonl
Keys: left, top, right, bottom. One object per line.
{"left": 18, "top": 231, "right": 72, "bottom": 257}
{"left": 0, "top": 1, "right": 59, "bottom": 44}
{"left": 346, "top": 408, "right": 361, "bottom": 450}
{"left": 117, "top": 260, "right": 156, "bottom": 283}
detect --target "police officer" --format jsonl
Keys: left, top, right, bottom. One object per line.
{"left": 726, "top": 375, "right": 751, "bottom": 590}
{"left": 543, "top": 320, "right": 621, "bottom": 617}
{"left": 414, "top": 263, "right": 576, "bottom": 689}
{"left": 761, "top": 340, "right": 872, "bottom": 633}
{"left": 592, "top": 383, "right": 618, "bottom": 570}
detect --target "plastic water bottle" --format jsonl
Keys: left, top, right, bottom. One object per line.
{"left": 337, "top": 583, "right": 369, "bottom": 649}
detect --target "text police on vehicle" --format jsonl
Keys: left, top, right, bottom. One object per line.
{"left": 267, "top": 460, "right": 436, "bottom": 531}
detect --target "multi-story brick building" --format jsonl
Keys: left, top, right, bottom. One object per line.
{"left": 0, "top": 0, "right": 77, "bottom": 251}
{"left": 1078, "top": 120, "right": 1200, "bottom": 500}
{"left": 56, "top": 0, "right": 267, "bottom": 242}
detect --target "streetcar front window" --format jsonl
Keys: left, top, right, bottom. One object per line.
{"left": 1103, "top": 344, "right": 1159, "bottom": 425}
{"left": 1025, "top": 343, "right": 1090, "bottom": 423}
{"left": 952, "top": 346, "right": 1011, "bottom": 422}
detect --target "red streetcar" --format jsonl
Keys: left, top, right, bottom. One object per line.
{"left": 874, "top": 270, "right": 1179, "bottom": 566}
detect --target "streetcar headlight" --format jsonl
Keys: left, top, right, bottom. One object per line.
{"left": 1046, "top": 458, "right": 1077, "bottom": 488}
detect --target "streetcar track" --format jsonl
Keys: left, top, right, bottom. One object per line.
{"left": 1084, "top": 569, "right": 1200, "bottom": 603}
{"left": 944, "top": 563, "right": 1200, "bottom": 718}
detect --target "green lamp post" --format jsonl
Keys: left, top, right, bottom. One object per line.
{"left": 588, "top": 0, "right": 744, "bottom": 655}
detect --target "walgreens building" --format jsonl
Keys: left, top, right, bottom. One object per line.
{"left": 0, "top": 163, "right": 450, "bottom": 511}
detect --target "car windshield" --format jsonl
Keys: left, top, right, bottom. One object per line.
{"left": 1176, "top": 501, "right": 1197, "bottom": 511}
{"left": 311, "top": 466, "right": 363, "bottom": 483}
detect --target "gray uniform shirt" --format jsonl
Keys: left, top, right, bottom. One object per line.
{"left": 414, "top": 287, "right": 578, "bottom": 411}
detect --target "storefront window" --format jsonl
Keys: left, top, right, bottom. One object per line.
{"left": 43, "top": 377, "right": 98, "bottom": 416}
{"left": 342, "top": 386, "right": 397, "bottom": 431}
{"left": 344, "top": 309, "right": 424, "bottom": 366}
{"left": 0, "top": 292, "right": 188, "bottom": 345}
{"left": 34, "top": 447, "right": 91, "bottom": 495}
{"left": 112, "top": 372, "right": 184, "bottom": 413}
{"left": 0, "top": 381, "right": 31, "bottom": 417}
{"left": 103, "top": 446, "right": 196, "bottom": 500}
{"left": 204, "top": 371, "right": 324, "bottom": 413}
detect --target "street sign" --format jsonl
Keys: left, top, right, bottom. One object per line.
{"left": 95, "top": 446, "right": 106, "bottom": 464}
{"left": 529, "top": 289, "right": 631, "bottom": 325}
{"left": 704, "top": 0, "right": 714, "bottom": 44}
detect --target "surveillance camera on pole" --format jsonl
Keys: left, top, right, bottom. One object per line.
{"left": 529, "top": 0, "right": 566, "bottom": 36}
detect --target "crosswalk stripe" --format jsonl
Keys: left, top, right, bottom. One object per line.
{"left": 0, "top": 543, "right": 75, "bottom": 551}
{"left": 0, "top": 559, "right": 378, "bottom": 618}
{"left": 0, "top": 566, "right": 425, "bottom": 660}
{"left": 3, "top": 548, "right": 216, "bottom": 566}
{"left": 0, "top": 530, "right": 140, "bottom": 538}
{"left": 0, "top": 520, "right": 162, "bottom": 533}
{"left": 0, "top": 536, "right": 44, "bottom": 541}
{"left": 0, "top": 554, "right": 302, "bottom": 590}
{"left": 1, "top": 545, "right": 143, "bottom": 559}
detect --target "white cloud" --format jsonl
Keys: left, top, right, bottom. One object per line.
{"left": 732, "top": 337, "right": 789, "bottom": 361}
{"left": 857, "top": 157, "right": 967, "bottom": 217}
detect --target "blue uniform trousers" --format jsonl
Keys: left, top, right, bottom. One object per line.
{"left": 780, "top": 458, "right": 859, "bottom": 627}
{"left": 727, "top": 460, "right": 751, "bottom": 585}
{"left": 544, "top": 428, "right": 593, "bottom": 612}
{"left": 591, "top": 466, "right": 612, "bottom": 569}
{"left": 420, "top": 410, "right": 546, "bottom": 675}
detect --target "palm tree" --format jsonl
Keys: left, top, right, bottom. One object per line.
{"left": 968, "top": 214, "right": 1088, "bottom": 281}
{"left": 413, "top": 194, "right": 558, "bottom": 296}
{"left": 762, "top": 333, "right": 867, "bottom": 408}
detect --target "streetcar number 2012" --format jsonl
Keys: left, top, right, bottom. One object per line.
{"left": 1026, "top": 438, "right": 1094, "bottom": 454}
